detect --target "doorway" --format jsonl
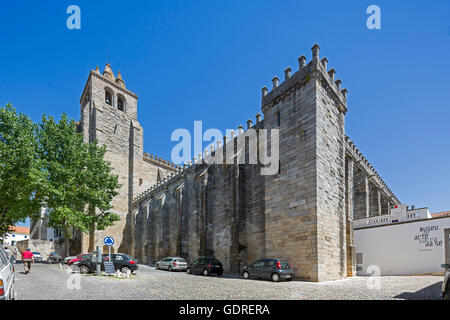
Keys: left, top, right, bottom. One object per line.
{"left": 445, "top": 228, "right": 450, "bottom": 265}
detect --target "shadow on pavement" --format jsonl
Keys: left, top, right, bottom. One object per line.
{"left": 394, "top": 281, "right": 442, "bottom": 300}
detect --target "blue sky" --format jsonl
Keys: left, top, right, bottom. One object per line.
{"left": 1, "top": 0, "right": 449, "bottom": 221}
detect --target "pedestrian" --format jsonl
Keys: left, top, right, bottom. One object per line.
{"left": 4, "top": 246, "right": 12, "bottom": 258}
{"left": 21, "top": 248, "right": 34, "bottom": 274}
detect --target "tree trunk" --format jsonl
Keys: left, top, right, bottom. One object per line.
{"left": 63, "top": 222, "right": 69, "bottom": 257}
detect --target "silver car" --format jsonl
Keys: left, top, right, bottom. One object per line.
{"left": 441, "top": 263, "right": 450, "bottom": 300}
{"left": 32, "top": 252, "right": 43, "bottom": 262}
{"left": 156, "top": 257, "right": 188, "bottom": 271}
{"left": 0, "top": 246, "right": 16, "bottom": 300}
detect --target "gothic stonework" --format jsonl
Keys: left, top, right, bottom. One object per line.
{"left": 78, "top": 65, "right": 177, "bottom": 255}
{"left": 77, "top": 45, "right": 400, "bottom": 282}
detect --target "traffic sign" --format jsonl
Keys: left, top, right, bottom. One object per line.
{"left": 104, "top": 237, "right": 114, "bottom": 246}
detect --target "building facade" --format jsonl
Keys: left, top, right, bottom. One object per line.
{"left": 30, "top": 44, "right": 403, "bottom": 282}
{"left": 130, "top": 44, "right": 400, "bottom": 281}
{"left": 77, "top": 64, "right": 178, "bottom": 254}
{"left": 355, "top": 215, "right": 450, "bottom": 276}
{"left": 1, "top": 226, "right": 30, "bottom": 246}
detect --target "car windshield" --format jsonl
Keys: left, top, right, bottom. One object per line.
{"left": 32, "top": 252, "right": 40, "bottom": 254}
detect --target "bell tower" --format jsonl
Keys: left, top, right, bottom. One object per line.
{"left": 79, "top": 64, "right": 144, "bottom": 254}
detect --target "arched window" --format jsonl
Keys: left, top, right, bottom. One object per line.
{"left": 105, "top": 88, "right": 113, "bottom": 106}
{"left": 117, "top": 96, "right": 125, "bottom": 111}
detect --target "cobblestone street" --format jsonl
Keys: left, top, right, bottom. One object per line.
{"left": 13, "top": 262, "right": 444, "bottom": 300}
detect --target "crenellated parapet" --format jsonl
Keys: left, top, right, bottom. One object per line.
{"left": 344, "top": 136, "right": 400, "bottom": 204}
{"left": 261, "top": 44, "right": 348, "bottom": 114}
{"left": 143, "top": 153, "right": 179, "bottom": 172}
{"left": 134, "top": 111, "right": 266, "bottom": 204}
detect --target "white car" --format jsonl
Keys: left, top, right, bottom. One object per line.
{"left": 0, "top": 246, "right": 16, "bottom": 300}
{"left": 32, "top": 252, "right": 43, "bottom": 262}
{"left": 155, "top": 257, "right": 188, "bottom": 271}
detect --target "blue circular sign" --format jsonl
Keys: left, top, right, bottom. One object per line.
{"left": 104, "top": 237, "right": 114, "bottom": 246}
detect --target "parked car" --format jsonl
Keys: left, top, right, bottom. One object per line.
{"left": 32, "top": 252, "right": 43, "bottom": 262}
{"left": 0, "top": 246, "right": 16, "bottom": 300}
{"left": 156, "top": 257, "right": 188, "bottom": 271}
{"left": 242, "top": 258, "right": 294, "bottom": 282}
{"left": 68, "top": 253, "right": 91, "bottom": 267}
{"left": 441, "top": 263, "right": 450, "bottom": 300}
{"left": 186, "top": 257, "right": 223, "bottom": 276}
{"left": 47, "top": 252, "right": 63, "bottom": 263}
{"left": 72, "top": 253, "right": 138, "bottom": 274}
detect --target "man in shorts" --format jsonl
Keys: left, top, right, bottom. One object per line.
{"left": 21, "top": 248, "right": 34, "bottom": 274}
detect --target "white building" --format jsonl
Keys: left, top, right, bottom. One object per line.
{"left": 354, "top": 209, "right": 450, "bottom": 276}
{"left": 30, "top": 207, "right": 64, "bottom": 241}
{"left": 2, "top": 226, "right": 31, "bottom": 246}
{"left": 353, "top": 204, "right": 432, "bottom": 229}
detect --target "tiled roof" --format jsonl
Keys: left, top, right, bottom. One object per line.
{"left": 9, "top": 226, "right": 30, "bottom": 235}
{"left": 431, "top": 211, "right": 450, "bottom": 218}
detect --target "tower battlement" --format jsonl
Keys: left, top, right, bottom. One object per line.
{"left": 261, "top": 44, "right": 348, "bottom": 114}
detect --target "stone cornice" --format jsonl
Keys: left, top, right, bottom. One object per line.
{"left": 143, "top": 154, "right": 179, "bottom": 172}
{"left": 345, "top": 136, "right": 400, "bottom": 204}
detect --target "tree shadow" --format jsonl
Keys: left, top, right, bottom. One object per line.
{"left": 394, "top": 281, "right": 443, "bottom": 300}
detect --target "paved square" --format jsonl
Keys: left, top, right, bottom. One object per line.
{"left": 13, "top": 263, "right": 443, "bottom": 300}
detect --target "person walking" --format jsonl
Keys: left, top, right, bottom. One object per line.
{"left": 4, "top": 246, "right": 12, "bottom": 258}
{"left": 21, "top": 248, "right": 34, "bottom": 274}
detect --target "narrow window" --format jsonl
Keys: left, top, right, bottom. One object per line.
{"left": 139, "top": 178, "right": 143, "bottom": 186}
{"left": 105, "top": 89, "right": 112, "bottom": 105}
{"left": 118, "top": 96, "right": 125, "bottom": 111}
{"left": 277, "top": 111, "right": 281, "bottom": 127}
{"left": 157, "top": 169, "right": 161, "bottom": 182}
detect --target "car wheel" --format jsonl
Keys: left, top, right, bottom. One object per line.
{"left": 203, "top": 269, "right": 209, "bottom": 276}
{"left": 168, "top": 266, "right": 173, "bottom": 272}
{"left": 271, "top": 273, "right": 280, "bottom": 282}
{"left": 186, "top": 268, "right": 191, "bottom": 274}
{"left": 121, "top": 266, "right": 131, "bottom": 274}
{"left": 79, "top": 265, "right": 90, "bottom": 274}
{"left": 156, "top": 264, "right": 160, "bottom": 270}
{"left": 243, "top": 271, "right": 250, "bottom": 279}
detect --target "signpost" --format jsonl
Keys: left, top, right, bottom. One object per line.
{"left": 103, "top": 237, "right": 115, "bottom": 275}
{"left": 94, "top": 246, "right": 102, "bottom": 276}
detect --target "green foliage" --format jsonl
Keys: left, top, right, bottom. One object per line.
{"left": 37, "top": 114, "right": 120, "bottom": 251}
{"left": 0, "top": 105, "right": 44, "bottom": 236}
{"left": 0, "top": 105, "right": 120, "bottom": 247}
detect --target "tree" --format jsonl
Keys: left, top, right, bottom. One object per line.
{"left": 0, "top": 105, "right": 44, "bottom": 237}
{"left": 37, "top": 114, "right": 120, "bottom": 255}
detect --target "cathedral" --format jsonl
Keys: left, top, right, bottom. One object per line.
{"left": 33, "top": 44, "right": 401, "bottom": 282}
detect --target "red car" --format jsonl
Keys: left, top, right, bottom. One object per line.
{"left": 68, "top": 254, "right": 91, "bottom": 267}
